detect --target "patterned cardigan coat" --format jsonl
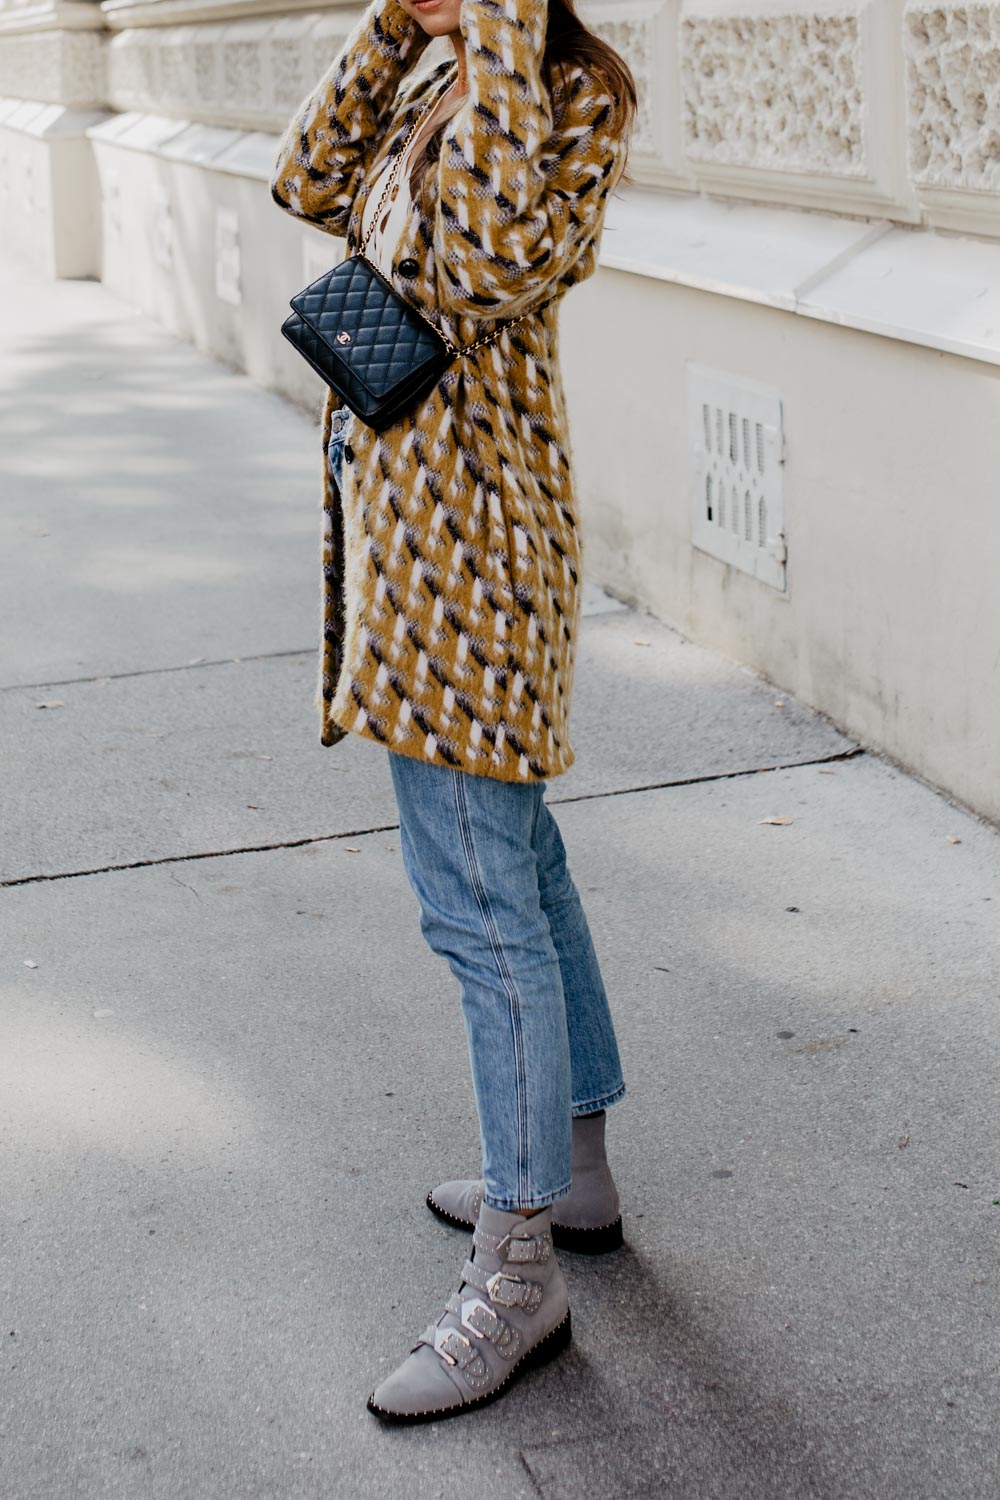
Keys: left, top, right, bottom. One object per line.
{"left": 270, "top": 0, "right": 629, "bottom": 781}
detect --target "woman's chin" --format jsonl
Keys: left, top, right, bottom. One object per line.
{"left": 406, "top": 0, "right": 461, "bottom": 32}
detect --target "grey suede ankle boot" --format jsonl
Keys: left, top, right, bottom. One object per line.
{"left": 367, "top": 1200, "right": 571, "bottom": 1424}
{"left": 427, "top": 1110, "right": 623, "bottom": 1254}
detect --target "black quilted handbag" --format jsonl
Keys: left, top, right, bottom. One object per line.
{"left": 282, "top": 254, "right": 451, "bottom": 432}
{"left": 280, "top": 99, "right": 537, "bottom": 432}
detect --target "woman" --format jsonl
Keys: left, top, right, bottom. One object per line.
{"left": 271, "top": 0, "right": 636, "bottom": 1424}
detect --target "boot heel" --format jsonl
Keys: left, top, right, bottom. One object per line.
{"left": 525, "top": 1310, "right": 572, "bottom": 1370}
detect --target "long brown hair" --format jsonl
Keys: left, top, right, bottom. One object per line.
{"left": 409, "top": 0, "right": 637, "bottom": 199}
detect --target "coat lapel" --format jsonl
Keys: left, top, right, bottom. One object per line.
{"left": 346, "top": 59, "right": 458, "bottom": 258}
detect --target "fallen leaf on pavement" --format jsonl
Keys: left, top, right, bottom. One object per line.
{"left": 759, "top": 816, "right": 794, "bottom": 826}
{"left": 946, "top": 835, "right": 961, "bottom": 845}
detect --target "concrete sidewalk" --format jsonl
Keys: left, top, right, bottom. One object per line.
{"left": 2, "top": 255, "right": 998, "bottom": 1500}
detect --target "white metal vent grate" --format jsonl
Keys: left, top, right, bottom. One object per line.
{"left": 687, "top": 363, "right": 786, "bottom": 591}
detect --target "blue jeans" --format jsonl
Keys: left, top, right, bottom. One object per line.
{"left": 388, "top": 753, "right": 626, "bottom": 1212}
{"left": 326, "top": 403, "right": 354, "bottom": 490}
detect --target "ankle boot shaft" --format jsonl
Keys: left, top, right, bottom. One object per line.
{"left": 428, "top": 1108, "right": 623, "bottom": 1252}
{"left": 559, "top": 1110, "right": 619, "bottom": 1232}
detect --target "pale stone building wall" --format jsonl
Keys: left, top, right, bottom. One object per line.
{"left": 2, "top": 0, "right": 999, "bottom": 819}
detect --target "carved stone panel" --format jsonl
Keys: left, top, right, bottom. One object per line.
{"left": 0, "top": 27, "right": 105, "bottom": 107}
{"left": 193, "top": 25, "right": 224, "bottom": 117}
{"left": 904, "top": 2, "right": 1000, "bottom": 230}
{"left": 678, "top": 0, "right": 915, "bottom": 218}
{"left": 102, "top": 10, "right": 360, "bottom": 132}
{"left": 682, "top": 8, "right": 865, "bottom": 176}
{"left": 222, "top": 22, "right": 262, "bottom": 116}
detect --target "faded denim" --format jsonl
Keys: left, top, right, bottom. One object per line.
{"left": 388, "top": 752, "right": 625, "bottom": 1212}
{"left": 326, "top": 403, "right": 354, "bottom": 491}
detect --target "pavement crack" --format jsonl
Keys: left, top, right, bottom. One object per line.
{"left": 0, "top": 647, "right": 315, "bottom": 695}
{"left": 0, "top": 750, "right": 864, "bottom": 888}
{"left": 548, "top": 746, "right": 866, "bottom": 807}
{"left": 1, "top": 826, "right": 403, "bottom": 887}
{"left": 169, "top": 870, "right": 202, "bottom": 900}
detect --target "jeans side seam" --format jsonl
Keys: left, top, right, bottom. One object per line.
{"left": 451, "top": 771, "right": 531, "bottom": 1209}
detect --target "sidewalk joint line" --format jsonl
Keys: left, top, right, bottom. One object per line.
{"left": 1, "top": 825, "right": 402, "bottom": 887}
{"left": 1, "top": 749, "right": 864, "bottom": 888}
{"left": 548, "top": 746, "right": 865, "bottom": 807}
{"left": 0, "top": 647, "right": 315, "bottom": 695}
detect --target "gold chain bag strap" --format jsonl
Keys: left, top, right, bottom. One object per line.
{"left": 280, "top": 95, "right": 543, "bottom": 431}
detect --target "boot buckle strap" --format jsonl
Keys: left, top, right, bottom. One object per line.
{"left": 460, "top": 1298, "right": 502, "bottom": 1340}
{"left": 486, "top": 1270, "right": 544, "bottom": 1311}
{"left": 434, "top": 1327, "right": 476, "bottom": 1368}
{"left": 461, "top": 1298, "right": 523, "bottom": 1360}
{"left": 506, "top": 1233, "right": 552, "bottom": 1264}
{"left": 461, "top": 1260, "right": 545, "bottom": 1313}
{"left": 472, "top": 1225, "right": 553, "bottom": 1263}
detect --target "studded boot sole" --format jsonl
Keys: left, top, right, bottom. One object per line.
{"left": 367, "top": 1310, "right": 572, "bottom": 1426}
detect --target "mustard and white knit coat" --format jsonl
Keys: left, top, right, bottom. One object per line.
{"left": 271, "top": 0, "right": 629, "bottom": 781}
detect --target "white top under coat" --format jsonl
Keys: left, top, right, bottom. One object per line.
{"left": 361, "top": 78, "right": 467, "bottom": 275}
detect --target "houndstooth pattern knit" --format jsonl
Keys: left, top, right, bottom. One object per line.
{"left": 271, "top": 0, "right": 629, "bottom": 781}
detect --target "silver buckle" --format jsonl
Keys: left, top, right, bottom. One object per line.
{"left": 435, "top": 1327, "right": 472, "bottom": 1367}
{"left": 486, "top": 1271, "right": 524, "bottom": 1305}
{"left": 461, "top": 1298, "right": 498, "bottom": 1339}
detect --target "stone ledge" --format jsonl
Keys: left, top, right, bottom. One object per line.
{"left": 602, "top": 186, "right": 1000, "bottom": 368}
{"left": 78, "top": 111, "right": 1000, "bottom": 368}
{"left": 87, "top": 106, "right": 276, "bottom": 177}
{"left": 0, "top": 94, "right": 109, "bottom": 134}
{"left": 0, "top": 0, "right": 105, "bottom": 36}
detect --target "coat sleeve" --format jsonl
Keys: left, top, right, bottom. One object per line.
{"left": 431, "top": 0, "right": 629, "bottom": 319}
{"left": 270, "top": 0, "right": 432, "bottom": 236}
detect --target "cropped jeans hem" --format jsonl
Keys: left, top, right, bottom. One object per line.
{"left": 572, "top": 1082, "right": 627, "bottom": 1117}
{"left": 483, "top": 1177, "right": 574, "bottom": 1214}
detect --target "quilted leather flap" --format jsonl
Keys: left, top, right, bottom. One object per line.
{"left": 290, "top": 257, "right": 446, "bottom": 399}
